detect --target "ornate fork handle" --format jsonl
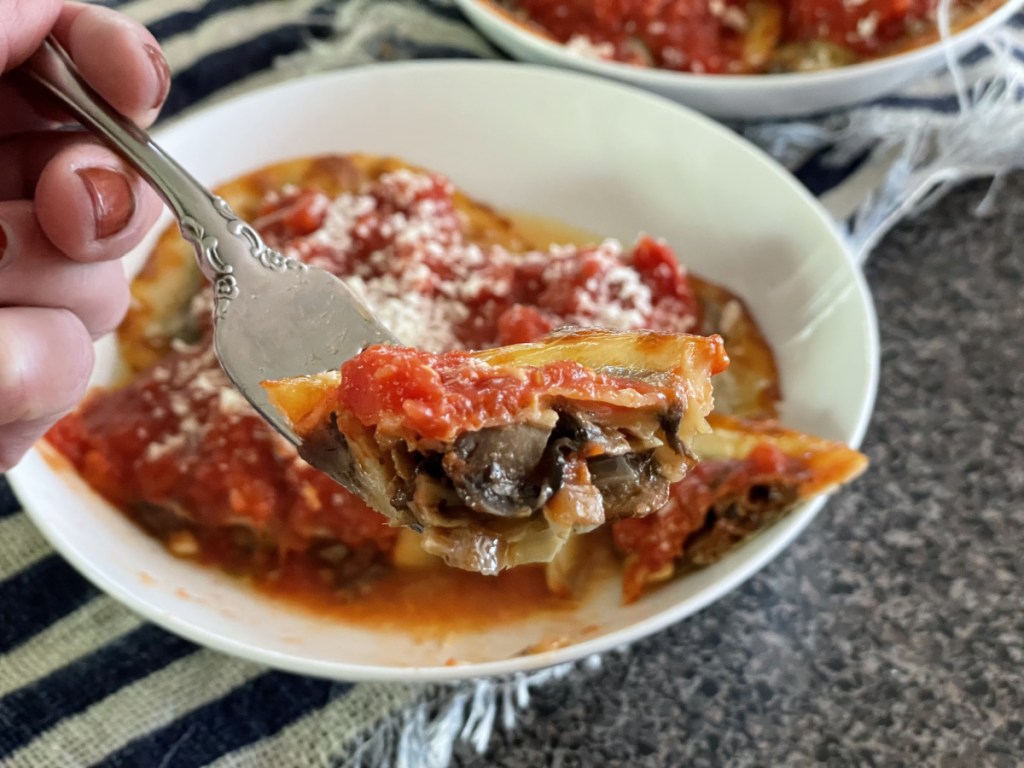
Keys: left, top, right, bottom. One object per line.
{"left": 21, "top": 37, "right": 304, "bottom": 318}
{"left": 178, "top": 198, "right": 307, "bottom": 319}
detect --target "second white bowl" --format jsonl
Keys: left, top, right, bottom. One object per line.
{"left": 455, "top": 0, "right": 1023, "bottom": 119}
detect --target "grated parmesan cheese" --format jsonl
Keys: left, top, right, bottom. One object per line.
{"left": 565, "top": 34, "right": 616, "bottom": 60}
{"left": 274, "top": 171, "right": 698, "bottom": 350}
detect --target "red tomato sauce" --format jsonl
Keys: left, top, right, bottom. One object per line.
{"left": 339, "top": 345, "right": 671, "bottom": 442}
{"left": 784, "top": 0, "right": 934, "bottom": 54}
{"left": 611, "top": 442, "right": 810, "bottom": 600}
{"left": 511, "top": 0, "right": 994, "bottom": 72}
{"left": 257, "top": 560, "right": 581, "bottom": 634}
{"left": 46, "top": 345, "right": 397, "bottom": 572}
{"left": 516, "top": 0, "right": 770, "bottom": 73}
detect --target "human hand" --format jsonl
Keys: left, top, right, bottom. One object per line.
{"left": 0, "top": 0, "right": 169, "bottom": 470}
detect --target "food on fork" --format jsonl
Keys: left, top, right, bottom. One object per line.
{"left": 263, "top": 329, "right": 728, "bottom": 574}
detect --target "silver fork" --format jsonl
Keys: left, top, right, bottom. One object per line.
{"left": 21, "top": 38, "right": 398, "bottom": 453}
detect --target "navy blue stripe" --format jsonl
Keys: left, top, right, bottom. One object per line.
{"left": 953, "top": 40, "right": 1024, "bottom": 67}
{"left": 0, "top": 556, "right": 97, "bottom": 653}
{"left": 93, "top": 673, "right": 353, "bottom": 768}
{"left": 959, "top": 43, "right": 993, "bottom": 67}
{"left": 796, "top": 147, "right": 871, "bottom": 198}
{"left": 0, "top": 625, "right": 197, "bottom": 759}
{"left": 873, "top": 92, "right": 966, "bottom": 113}
{"left": 946, "top": 42, "right": 1024, "bottom": 67}
{"left": 149, "top": 11, "right": 204, "bottom": 41}
{"left": 419, "top": 0, "right": 477, "bottom": 23}
{"left": 870, "top": 86, "right": 1024, "bottom": 113}
{"left": 149, "top": 0, "right": 295, "bottom": 42}
{"left": 0, "top": 479, "right": 20, "bottom": 519}
{"left": 161, "top": 24, "right": 333, "bottom": 119}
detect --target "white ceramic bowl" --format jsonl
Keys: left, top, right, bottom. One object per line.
{"left": 454, "top": 0, "right": 1024, "bottom": 119}
{"left": 8, "top": 62, "right": 878, "bottom": 682}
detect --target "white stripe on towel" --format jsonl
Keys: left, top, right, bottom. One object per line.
{"left": 0, "top": 598, "right": 143, "bottom": 698}
{"left": 205, "top": 683, "right": 420, "bottom": 768}
{"left": 3, "top": 650, "right": 262, "bottom": 768}
{"left": 158, "top": 0, "right": 331, "bottom": 74}
{"left": 0, "top": 514, "right": 52, "bottom": 580}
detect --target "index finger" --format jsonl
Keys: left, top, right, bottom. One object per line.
{"left": 0, "top": 0, "right": 62, "bottom": 73}
{"left": 52, "top": 3, "right": 170, "bottom": 128}
{"left": 0, "top": 2, "right": 170, "bottom": 138}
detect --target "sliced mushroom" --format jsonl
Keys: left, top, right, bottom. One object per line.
{"left": 443, "top": 423, "right": 556, "bottom": 517}
{"left": 658, "top": 402, "right": 686, "bottom": 456}
{"left": 587, "top": 452, "right": 668, "bottom": 519}
{"left": 555, "top": 408, "right": 632, "bottom": 456}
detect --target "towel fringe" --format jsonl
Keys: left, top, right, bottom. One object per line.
{"left": 745, "top": 21, "right": 1024, "bottom": 261}
{"left": 343, "top": 655, "right": 604, "bottom": 768}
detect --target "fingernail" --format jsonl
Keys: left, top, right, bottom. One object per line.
{"left": 144, "top": 44, "right": 171, "bottom": 110}
{"left": 0, "top": 224, "right": 7, "bottom": 269}
{"left": 77, "top": 167, "right": 136, "bottom": 240}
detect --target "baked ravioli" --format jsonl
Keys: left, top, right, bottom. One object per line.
{"left": 264, "top": 329, "right": 729, "bottom": 574}
{"left": 612, "top": 413, "right": 868, "bottom": 602}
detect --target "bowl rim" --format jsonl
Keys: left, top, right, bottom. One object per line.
{"left": 456, "top": 0, "right": 1024, "bottom": 91}
{"left": 8, "top": 59, "right": 880, "bottom": 682}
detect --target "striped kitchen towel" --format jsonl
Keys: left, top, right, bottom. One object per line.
{"left": 2, "top": 1, "right": 1023, "bottom": 766}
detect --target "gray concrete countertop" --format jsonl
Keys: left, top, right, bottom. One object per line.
{"left": 455, "top": 174, "right": 1024, "bottom": 767}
